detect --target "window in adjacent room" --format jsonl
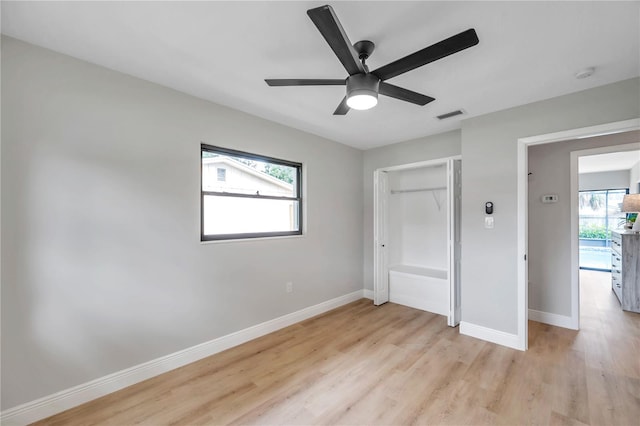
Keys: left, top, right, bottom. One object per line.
{"left": 201, "top": 144, "right": 302, "bottom": 241}
{"left": 578, "top": 188, "right": 627, "bottom": 271}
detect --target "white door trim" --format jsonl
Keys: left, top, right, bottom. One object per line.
{"left": 517, "top": 118, "right": 640, "bottom": 345}
{"left": 377, "top": 155, "right": 462, "bottom": 173}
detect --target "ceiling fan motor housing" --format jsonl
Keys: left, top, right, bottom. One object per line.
{"left": 347, "top": 73, "right": 380, "bottom": 97}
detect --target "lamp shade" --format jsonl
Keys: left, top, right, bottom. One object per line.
{"left": 622, "top": 194, "right": 640, "bottom": 212}
{"left": 622, "top": 194, "right": 640, "bottom": 232}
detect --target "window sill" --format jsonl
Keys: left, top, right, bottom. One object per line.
{"left": 200, "top": 233, "right": 305, "bottom": 245}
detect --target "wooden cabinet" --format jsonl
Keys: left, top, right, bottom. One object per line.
{"left": 611, "top": 231, "right": 640, "bottom": 313}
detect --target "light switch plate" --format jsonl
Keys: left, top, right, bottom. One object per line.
{"left": 485, "top": 216, "right": 494, "bottom": 229}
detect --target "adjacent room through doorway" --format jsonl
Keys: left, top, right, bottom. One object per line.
{"left": 578, "top": 155, "right": 634, "bottom": 272}
{"left": 523, "top": 123, "right": 639, "bottom": 335}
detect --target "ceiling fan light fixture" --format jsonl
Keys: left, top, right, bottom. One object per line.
{"left": 346, "top": 73, "right": 380, "bottom": 110}
{"left": 347, "top": 93, "right": 378, "bottom": 110}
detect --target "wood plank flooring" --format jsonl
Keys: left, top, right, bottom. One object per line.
{"left": 35, "top": 270, "right": 639, "bottom": 425}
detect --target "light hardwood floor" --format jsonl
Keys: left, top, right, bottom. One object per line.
{"left": 36, "top": 270, "right": 639, "bottom": 425}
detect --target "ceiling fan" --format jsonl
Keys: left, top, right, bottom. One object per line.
{"left": 265, "top": 4, "right": 479, "bottom": 115}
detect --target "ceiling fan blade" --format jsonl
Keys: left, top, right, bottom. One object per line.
{"left": 372, "top": 29, "right": 479, "bottom": 81}
{"left": 307, "top": 5, "right": 364, "bottom": 76}
{"left": 265, "top": 79, "right": 345, "bottom": 86}
{"left": 333, "top": 97, "right": 350, "bottom": 115}
{"left": 379, "top": 82, "right": 435, "bottom": 106}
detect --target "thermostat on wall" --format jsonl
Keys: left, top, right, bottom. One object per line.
{"left": 541, "top": 194, "right": 558, "bottom": 203}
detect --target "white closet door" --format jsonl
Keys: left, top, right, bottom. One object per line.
{"left": 373, "top": 170, "right": 389, "bottom": 305}
{"left": 448, "top": 159, "right": 462, "bottom": 326}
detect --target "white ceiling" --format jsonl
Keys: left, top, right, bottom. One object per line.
{"left": 2, "top": 1, "right": 639, "bottom": 150}
{"left": 579, "top": 151, "right": 640, "bottom": 174}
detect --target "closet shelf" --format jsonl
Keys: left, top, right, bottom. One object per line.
{"left": 390, "top": 186, "right": 446, "bottom": 194}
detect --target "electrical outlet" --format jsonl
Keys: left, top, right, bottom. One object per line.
{"left": 286, "top": 282, "right": 293, "bottom": 293}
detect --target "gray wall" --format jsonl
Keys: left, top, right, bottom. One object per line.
{"left": 362, "top": 130, "right": 461, "bottom": 290}
{"left": 630, "top": 160, "right": 640, "bottom": 193}
{"left": 461, "top": 78, "right": 640, "bottom": 334}
{"left": 1, "top": 37, "right": 364, "bottom": 409}
{"left": 3, "top": 32, "right": 640, "bottom": 411}
{"left": 529, "top": 132, "right": 640, "bottom": 317}
{"left": 580, "top": 170, "right": 634, "bottom": 191}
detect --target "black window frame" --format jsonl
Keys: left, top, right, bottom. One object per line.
{"left": 201, "top": 144, "right": 303, "bottom": 241}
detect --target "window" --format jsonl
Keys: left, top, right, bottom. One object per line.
{"left": 578, "top": 188, "right": 628, "bottom": 271}
{"left": 201, "top": 144, "right": 302, "bottom": 241}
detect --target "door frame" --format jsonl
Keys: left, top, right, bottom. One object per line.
{"left": 373, "top": 155, "right": 462, "bottom": 325}
{"left": 517, "top": 118, "right": 640, "bottom": 344}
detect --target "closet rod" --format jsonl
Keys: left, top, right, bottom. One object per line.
{"left": 390, "top": 186, "right": 446, "bottom": 194}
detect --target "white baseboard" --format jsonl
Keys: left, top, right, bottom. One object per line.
{"left": 363, "top": 289, "right": 374, "bottom": 300}
{"left": 1, "top": 290, "right": 365, "bottom": 426}
{"left": 459, "top": 321, "right": 524, "bottom": 351}
{"left": 528, "top": 309, "right": 577, "bottom": 330}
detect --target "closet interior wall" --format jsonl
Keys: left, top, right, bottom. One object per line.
{"left": 387, "top": 165, "right": 448, "bottom": 272}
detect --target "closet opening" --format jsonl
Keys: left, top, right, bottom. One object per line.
{"left": 373, "top": 157, "right": 461, "bottom": 327}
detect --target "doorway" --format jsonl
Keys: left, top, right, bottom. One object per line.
{"left": 518, "top": 119, "right": 640, "bottom": 344}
